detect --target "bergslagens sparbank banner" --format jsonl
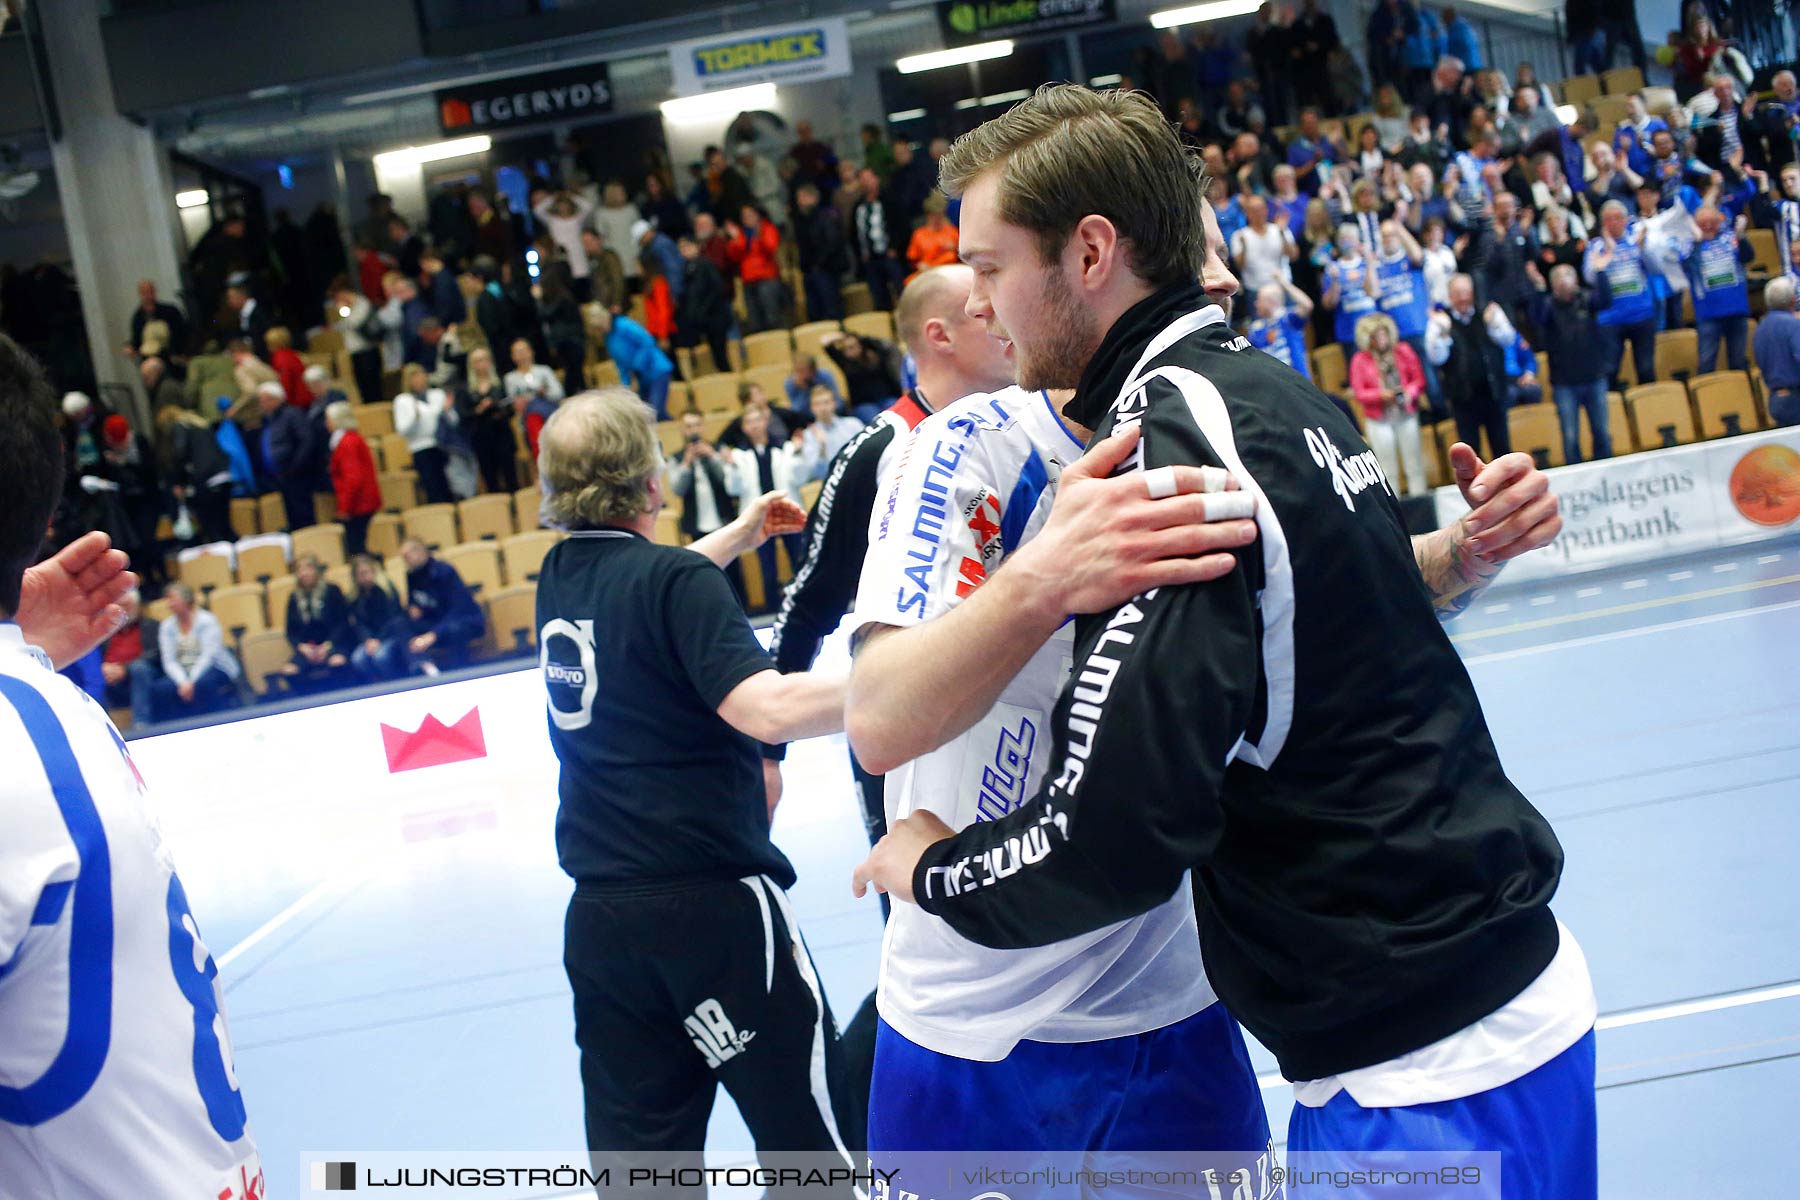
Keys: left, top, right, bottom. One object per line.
{"left": 669, "top": 19, "right": 853, "bottom": 95}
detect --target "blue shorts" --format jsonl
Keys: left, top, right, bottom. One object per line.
{"left": 1285, "top": 1030, "right": 1596, "bottom": 1200}
{"left": 868, "top": 1004, "right": 1275, "bottom": 1196}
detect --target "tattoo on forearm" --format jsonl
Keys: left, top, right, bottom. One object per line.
{"left": 1416, "top": 525, "right": 1504, "bottom": 623}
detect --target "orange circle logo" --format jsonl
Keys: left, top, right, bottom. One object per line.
{"left": 1729, "top": 444, "right": 1800, "bottom": 527}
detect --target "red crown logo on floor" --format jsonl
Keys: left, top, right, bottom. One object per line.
{"left": 381, "top": 707, "right": 487, "bottom": 773}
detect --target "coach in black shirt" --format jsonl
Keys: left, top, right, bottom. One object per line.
{"left": 533, "top": 389, "right": 861, "bottom": 1179}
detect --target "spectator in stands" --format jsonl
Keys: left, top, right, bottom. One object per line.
{"left": 347, "top": 554, "right": 410, "bottom": 682}
{"left": 1480, "top": 192, "right": 1542, "bottom": 333}
{"left": 379, "top": 273, "right": 423, "bottom": 369}
{"left": 596, "top": 307, "right": 675, "bottom": 420}
{"left": 395, "top": 363, "right": 454, "bottom": 506}
{"left": 150, "top": 583, "right": 240, "bottom": 722}
{"left": 675, "top": 235, "right": 736, "bottom": 378}
{"left": 1268, "top": 165, "right": 1308, "bottom": 234}
{"left": 668, "top": 408, "right": 745, "bottom": 601}
{"left": 1685, "top": 205, "right": 1755, "bottom": 374}
{"left": 398, "top": 538, "right": 485, "bottom": 674}
{"left": 731, "top": 405, "right": 805, "bottom": 608}
{"left": 789, "top": 120, "right": 840, "bottom": 192}
{"left": 1754, "top": 276, "right": 1800, "bottom": 426}
{"left": 468, "top": 189, "right": 515, "bottom": 269}
{"left": 819, "top": 329, "right": 901, "bottom": 424}
{"left": 1423, "top": 57, "right": 1472, "bottom": 147}
{"left": 124, "top": 279, "right": 188, "bottom": 365}
{"left": 1366, "top": 84, "right": 1409, "bottom": 153}
{"left": 95, "top": 415, "right": 166, "bottom": 589}
{"left": 1673, "top": 8, "right": 1728, "bottom": 104}
{"left": 1350, "top": 312, "right": 1429, "bottom": 495}
{"left": 1365, "top": 0, "right": 1413, "bottom": 93}
{"left": 1425, "top": 274, "right": 1517, "bottom": 457}
{"left": 783, "top": 354, "right": 842, "bottom": 415}
{"left": 1615, "top": 94, "right": 1668, "bottom": 181}
{"left": 734, "top": 145, "right": 788, "bottom": 228}
{"left": 1247, "top": 280, "right": 1315, "bottom": 380}
{"left": 887, "top": 138, "right": 937, "bottom": 228}
{"left": 101, "top": 590, "right": 158, "bottom": 722}
{"left": 327, "top": 281, "right": 384, "bottom": 409}
{"left": 1248, "top": 2, "right": 1292, "bottom": 126}
{"left": 276, "top": 553, "right": 350, "bottom": 695}
{"left": 458, "top": 346, "right": 517, "bottom": 494}
{"left": 1231, "top": 194, "right": 1299, "bottom": 322}
{"left": 1693, "top": 73, "right": 1750, "bottom": 176}
{"left": 140, "top": 354, "right": 186, "bottom": 417}
{"left": 1440, "top": 6, "right": 1481, "bottom": 71}
{"left": 1502, "top": 331, "right": 1542, "bottom": 410}
{"left": 579, "top": 231, "right": 627, "bottom": 315}
{"left": 256, "top": 380, "right": 316, "bottom": 528}
{"left": 1230, "top": 131, "right": 1281, "bottom": 195}
{"left": 906, "top": 193, "right": 959, "bottom": 281}
{"left": 1509, "top": 84, "right": 1562, "bottom": 146}
{"left": 324, "top": 401, "right": 380, "bottom": 556}
{"left": 633, "top": 220, "right": 686, "bottom": 308}
{"left": 854, "top": 168, "right": 911, "bottom": 312}
{"left": 158, "top": 405, "right": 235, "bottom": 545}
{"left": 1354, "top": 124, "right": 1387, "bottom": 178}
{"left": 1536, "top": 206, "right": 1588, "bottom": 275}
{"left": 1401, "top": 2, "right": 1444, "bottom": 102}
{"left": 534, "top": 270, "right": 588, "bottom": 394}
{"left": 718, "top": 382, "right": 792, "bottom": 450}
{"left": 1421, "top": 216, "right": 1459, "bottom": 307}
{"left": 1586, "top": 143, "right": 1641, "bottom": 213}
{"left": 534, "top": 188, "right": 599, "bottom": 302}
{"left": 1584, "top": 200, "right": 1659, "bottom": 388}
{"left": 796, "top": 385, "right": 865, "bottom": 483}
{"left": 1529, "top": 264, "right": 1611, "bottom": 462}
{"left": 725, "top": 206, "right": 785, "bottom": 334}
{"left": 1287, "top": 108, "right": 1346, "bottom": 194}
{"left": 1216, "top": 80, "right": 1266, "bottom": 140}
{"left": 1323, "top": 225, "right": 1381, "bottom": 353}
{"left": 792, "top": 183, "right": 848, "bottom": 323}
{"left": 1368, "top": 218, "right": 1440, "bottom": 413}
{"left": 224, "top": 276, "right": 272, "bottom": 359}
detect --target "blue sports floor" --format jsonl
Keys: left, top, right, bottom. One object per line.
{"left": 134, "top": 534, "right": 1800, "bottom": 1198}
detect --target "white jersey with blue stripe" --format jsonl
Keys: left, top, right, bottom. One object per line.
{"left": 0, "top": 625, "right": 262, "bottom": 1200}
{"left": 849, "top": 388, "right": 1213, "bottom": 1062}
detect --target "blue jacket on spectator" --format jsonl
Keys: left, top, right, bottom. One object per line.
{"left": 642, "top": 232, "right": 687, "bottom": 301}
{"left": 1686, "top": 229, "right": 1754, "bottom": 321}
{"left": 1444, "top": 14, "right": 1482, "bottom": 70}
{"left": 261, "top": 403, "right": 311, "bottom": 481}
{"left": 214, "top": 397, "right": 257, "bottom": 496}
{"left": 1404, "top": 5, "right": 1444, "bottom": 70}
{"left": 406, "top": 557, "right": 485, "bottom": 648}
{"left": 605, "top": 314, "right": 674, "bottom": 387}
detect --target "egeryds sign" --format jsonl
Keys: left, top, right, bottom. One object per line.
{"left": 669, "top": 18, "right": 853, "bottom": 95}
{"left": 937, "top": 0, "right": 1116, "bottom": 46}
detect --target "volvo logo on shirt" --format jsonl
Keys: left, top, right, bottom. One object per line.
{"left": 541, "top": 619, "right": 599, "bottom": 732}
{"left": 1303, "top": 426, "right": 1393, "bottom": 512}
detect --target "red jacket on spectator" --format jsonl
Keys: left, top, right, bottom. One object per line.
{"left": 699, "top": 232, "right": 736, "bottom": 281}
{"left": 1350, "top": 342, "right": 1426, "bottom": 419}
{"left": 271, "top": 347, "right": 309, "bottom": 410}
{"left": 642, "top": 275, "right": 675, "bottom": 341}
{"left": 331, "top": 429, "right": 381, "bottom": 519}
{"left": 727, "top": 221, "right": 781, "bottom": 284}
{"left": 358, "top": 247, "right": 392, "bottom": 303}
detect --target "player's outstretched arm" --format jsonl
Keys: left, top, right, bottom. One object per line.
{"left": 1413, "top": 443, "right": 1561, "bottom": 621}
{"left": 845, "top": 426, "right": 1257, "bottom": 776}
{"left": 718, "top": 668, "right": 847, "bottom": 745}
{"left": 14, "top": 532, "right": 137, "bottom": 669}
{"left": 688, "top": 490, "right": 807, "bottom": 568}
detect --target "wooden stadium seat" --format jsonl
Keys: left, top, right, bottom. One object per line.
{"left": 235, "top": 541, "right": 288, "bottom": 585}
{"left": 502, "top": 530, "right": 560, "bottom": 584}
{"left": 354, "top": 403, "right": 395, "bottom": 438}
{"left": 458, "top": 494, "right": 516, "bottom": 543}
{"left": 178, "top": 551, "right": 235, "bottom": 595}
{"left": 1561, "top": 74, "right": 1602, "bottom": 107}
{"left": 308, "top": 328, "right": 345, "bottom": 357}
{"left": 1601, "top": 66, "right": 1645, "bottom": 95}
{"left": 386, "top": 555, "right": 410, "bottom": 603}
{"left": 485, "top": 584, "right": 539, "bottom": 655}
{"left": 1581, "top": 394, "right": 1635, "bottom": 459}
{"left": 655, "top": 419, "right": 685, "bottom": 457}
{"left": 314, "top": 491, "right": 338, "bottom": 526}
{"left": 840, "top": 281, "right": 874, "bottom": 316}
{"left": 403, "top": 503, "right": 459, "bottom": 550}
{"left": 291, "top": 523, "right": 346, "bottom": 568}
{"left": 366, "top": 512, "right": 404, "bottom": 558}
{"left": 591, "top": 359, "right": 622, "bottom": 388}
{"left": 799, "top": 479, "right": 824, "bottom": 511}
{"left": 443, "top": 542, "right": 503, "bottom": 598}
{"left": 265, "top": 574, "right": 296, "bottom": 632}
{"left": 701, "top": 411, "right": 733, "bottom": 443}
{"left": 1748, "top": 229, "right": 1779, "bottom": 278}
{"left": 1507, "top": 403, "right": 1564, "bottom": 467}
{"left": 144, "top": 596, "right": 173, "bottom": 624}
{"left": 1654, "top": 328, "right": 1699, "bottom": 382}
{"left": 742, "top": 363, "right": 792, "bottom": 405}
{"left": 324, "top": 563, "right": 353, "bottom": 594}
{"left": 1310, "top": 343, "right": 1347, "bottom": 395}
{"left": 791, "top": 320, "right": 841, "bottom": 363}
{"left": 239, "top": 630, "right": 293, "bottom": 696}
{"left": 1690, "top": 371, "right": 1765, "bottom": 439}
{"left": 205, "top": 584, "right": 268, "bottom": 642}
{"left": 379, "top": 433, "right": 413, "bottom": 471}
{"left": 1534, "top": 351, "right": 1551, "bottom": 391}
{"left": 513, "top": 485, "right": 542, "bottom": 532}
{"left": 843, "top": 311, "right": 896, "bottom": 343}
{"left": 229, "top": 497, "right": 259, "bottom": 539}
{"left": 654, "top": 509, "right": 684, "bottom": 547}
{"left": 1626, "top": 383, "right": 1697, "bottom": 448}
{"left": 257, "top": 492, "right": 287, "bottom": 533}
{"left": 378, "top": 471, "right": 419, "bottom": 513}
{"left": 1592, "top": 94, "right": 1631, "bottom": 128}
{"left": 664, "top": 379, "right": 691, "bottom": 415}
{"left": 1422, "top": 422, "right": 1451, "bottom": 489}
{"left": 690, "top": 373, "right": 741, "bottom": 415}
{"left": 742, "top": 330, "right": 795, "bottom": 369}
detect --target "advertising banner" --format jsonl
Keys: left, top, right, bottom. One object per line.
{"left": 436, "top": 63, "right": 612, "bottom": 136}
{"left": 668, "top": 18, "right": 852, "bottom": 95}
{"left": 936, "top": 0, "right": 1116, "bottom": 47}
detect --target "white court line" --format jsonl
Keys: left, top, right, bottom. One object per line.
{"left": 1483, "top": 602, "right": 1512, "bottom": 614}
{"left": 1577, "top": 587, "right": 1603, "bottom": 599}
{"left": 1668, "top": 570, "right": 1695, "bottom": 581}
{"left": 1530, "top": 595, "right": 1556, "bottom": 607}
{"left": 1255, "top": 978, "right": 1800, "bottom": 1091}
{"left": 1462, "top": 599, "right": 1800, "bottom": 665}
{"left": 1713, "top": 562, "right": 1739, "bottom": 574}
{"left": 1622, "top": 579, "right": 1649, "bottom": 590}
{"left": 1759, "top": 554, "right": 1782, "bottom": 565}
{"left": 217, "top": 870, "right": 361, "bottom": 970}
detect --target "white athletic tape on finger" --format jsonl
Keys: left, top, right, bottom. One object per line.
{"left": 1144, "top": 466, "right": 1180, "bottom": 500}
{"left": 1203, "top": 493, "right": 1257, "bottom": 522}
{"left": 1197, "top": 466, "right": 1231, "bottom": 493}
